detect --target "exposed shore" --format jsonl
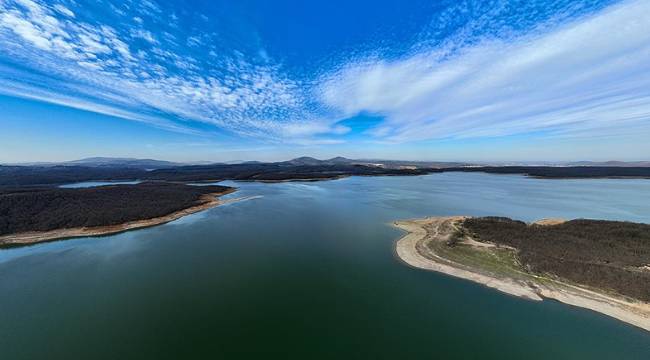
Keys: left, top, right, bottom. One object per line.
{"left": 393, "top": 216, "right": 650, "bottom": 332}
{"left": 0, "top": 189, "right": 249, "bottom": 247}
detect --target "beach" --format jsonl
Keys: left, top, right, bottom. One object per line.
{"left": 0, "top": 189, "right": 252, "bottom": 246}
{"left": 393, "top": 216, "right": 650, "bottom": 332}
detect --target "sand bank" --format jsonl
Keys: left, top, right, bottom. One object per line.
{"left": 393, "top": 216, "right": 650, "bottom": 332}
{"left": 0, "top": 190, "right": 256, "bottom": 247}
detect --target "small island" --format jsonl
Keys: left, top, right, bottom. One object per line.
{"left": 393, "top": 216, "right": 650, "bottom": 332}
{"left": 0, "top": 182, "right": 237, "bottom": 246}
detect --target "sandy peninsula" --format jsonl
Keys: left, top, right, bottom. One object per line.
{"left": 0, "top": 190, "right": 253, "bottom": 246}
{"left": 393, "top": 216, "right": 650, "bottom": 332}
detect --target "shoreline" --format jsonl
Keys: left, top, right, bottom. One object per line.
{"left": 392, "top": 216, "right": 650, "bottom": 332}
{"left": 0, "top": 189, "right": 247, "bottom": 247}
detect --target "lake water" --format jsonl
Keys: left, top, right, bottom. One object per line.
{"left": 2, "top": 173, "right": 650, "bottom": 359}
{"left": 59, "top": 180, "right": 142, "bottom": 188}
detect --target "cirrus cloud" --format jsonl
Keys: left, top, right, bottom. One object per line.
{"left": 319, "top": 0, "right": 650, "bottom": 143}
{"left": 0, "top": 0, "right": 649, "bottom": 147}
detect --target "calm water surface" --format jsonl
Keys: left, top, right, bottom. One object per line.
{"left": 59, "top": 180, "right": 141, "bottom": 188}
{"left": 2, "top": 173, "right": 650, "bottom": 359}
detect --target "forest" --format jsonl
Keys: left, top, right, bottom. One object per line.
{"left": 2, "top": 164, "right": 650, "bottom": 187}
{"left": 0, "top": 163, "right": 431, "bottom": 187}
{"left": 445, "top": 166, "right": 650, "bottom": 178}
{"left": 461, "top": 217, "right": 650, "bottom": 301}
{"left": 0, "top": 182, "right": 231, "bottom": 236}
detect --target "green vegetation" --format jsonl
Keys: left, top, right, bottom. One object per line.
{"left": 424, "top": 229, "right": 530, "bottom": 281}
{"left": 462, "top": 217, "right": 650, "bottom": 301}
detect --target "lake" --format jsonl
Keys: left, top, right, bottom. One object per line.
{"left": 58, "top": 180, "right": 142, "bottom": 188}
{"left": 2, "top": 173, "right": 650, "bottom": 359}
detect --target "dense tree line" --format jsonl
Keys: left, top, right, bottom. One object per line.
{"left": 119, "top": 163, "right": 433, "bottom": 181}
{"left": 2, "top": 164, "right": 650, "bottom": 188}
{"left": 0, "top": 182, "right": 231, "bottom": 236}
{"left": 0, "top": 164, "right": 431, "bottom": 186}
{"left": 0, "top": 166, "right": 146, "bottom": 187}
{"left": 444, "top": 166, "right": 650, "bottom": 178}
{"left": 462, "top": 217, "right": 650, "bottom": 301}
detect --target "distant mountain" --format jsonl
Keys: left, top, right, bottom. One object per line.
{"left": 6, "top": 156, "right": 649, "bottom": 171}
{"left": 63, "top": 157, "right": 182, "bottom": 169}
{"left": 280, "top": 156, "right": 356, "bottom": 166}
{"left": 326, "top": 156, "right": 354, "bottom": 164}
{"left": 281, "top": 157, "right": 327, "bottom": 166}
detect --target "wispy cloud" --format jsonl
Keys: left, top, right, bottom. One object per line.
{"left": 0, "top": 0, "right": 648, "bottom": 147}
{"left": 319, "top": 0, "right": 650, "bottom": 142}
{"left": 0, "top": 0, "right": 339, "bottom": 142}
{"left": 52, "top": 4, "right": 74, "bottom": 18}
{"left": 130, "top": 29, "right": 157, "bottom": 44}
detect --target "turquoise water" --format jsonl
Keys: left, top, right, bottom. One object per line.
{"left": 2, "top": 173, "right": 650, "bottom": 359}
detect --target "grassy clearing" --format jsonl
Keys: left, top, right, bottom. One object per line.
{"left": 425, "top": 238, "right": 534, "bottom": 282}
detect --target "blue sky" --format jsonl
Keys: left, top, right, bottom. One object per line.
{"left": 1, "top": 0, "right": 649, "bottom": 162}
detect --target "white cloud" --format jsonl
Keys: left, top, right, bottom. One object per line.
{"left": 78, "top": 33, "right": 111, "bottom": 54}
{"left": 0, "top": 0, "right": 332, "bottom": 143}
{"left": 0, "top": 73, "right": 200, "bottom": 134}
{"left": 319, "top": 0, "right": 650, "bottom": 142}
{"left": 186, "top": 35, "right": 201, "bottom": 47}
{"left": 130, "top": 29, "right": 157, "bottom": 44}
{"left": 139, "top": 0, "right": 161, "bottom": 15}
{"left": 1, "top": 0, "right": 649, "bottom": 148}
{"left": 53, "top": 4, "right": 74, "bottom": 18}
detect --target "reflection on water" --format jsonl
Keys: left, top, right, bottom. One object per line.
{"left": 2, "top": 173, "right": 650, "bottom": 359}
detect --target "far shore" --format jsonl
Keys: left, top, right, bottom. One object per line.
{"left": 393, "top": 216, "right": 650, "bottom": 332}
{"left": 0, "top": 189, "right": 252, "bottom": 247}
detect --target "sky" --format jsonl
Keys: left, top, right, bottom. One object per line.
{"left": 1, "top": 0, "right": 650, "bottom": 163}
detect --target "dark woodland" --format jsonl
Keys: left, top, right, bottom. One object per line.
{"left": 0, "top": 182, "right": 231, "bottom": 237}
{"left": 2, "top": 163, "right": 650, "bottom": 187}
{"left": 462, "top": 217, "right": 650, "bottom": 301}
